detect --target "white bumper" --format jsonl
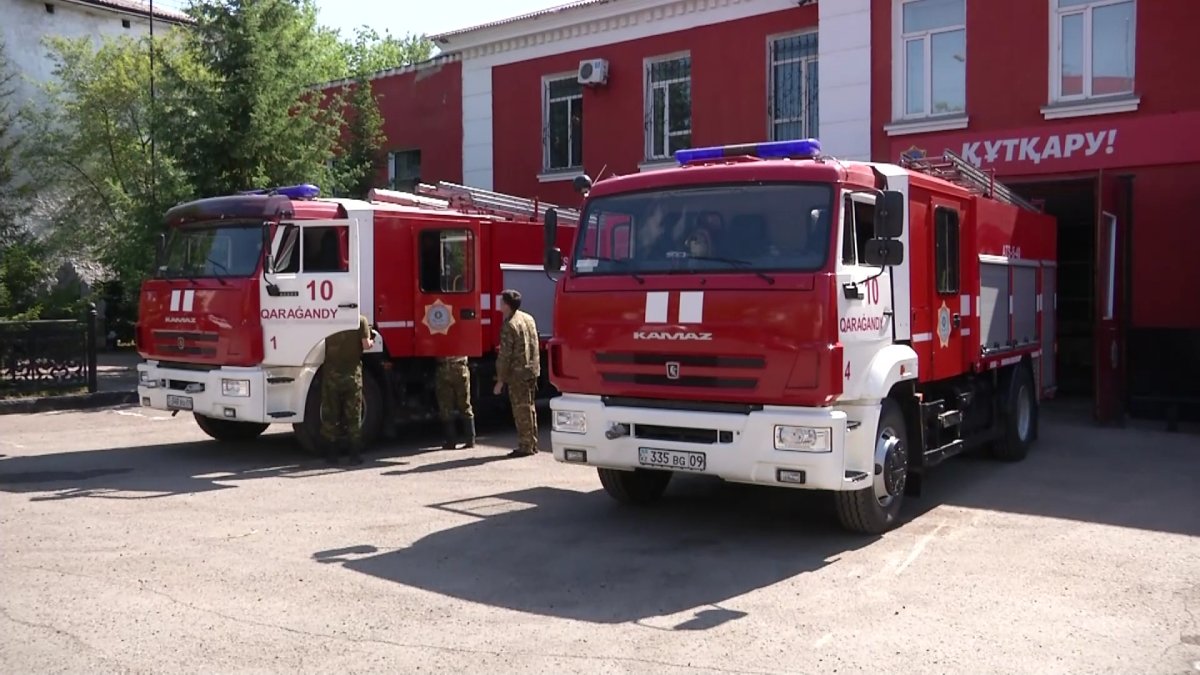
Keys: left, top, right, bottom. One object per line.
{"left": 136, "top": 361, "right": 294, "bottom": 424}
{"left": 550, "top": 394, "right": 879, "bottom": 492}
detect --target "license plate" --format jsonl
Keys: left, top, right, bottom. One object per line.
{"left": 638, "top": 447, "right": 706, "bottom": 472}
{"left": 166, "top": 395, "right": 193, "bottom": 411}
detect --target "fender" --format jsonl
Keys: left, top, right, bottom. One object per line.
{"left": 858, "top": 344, "right": 920, "bottom": 403}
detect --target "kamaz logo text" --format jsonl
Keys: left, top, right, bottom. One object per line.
{"left": 633, "top": 331, "right": 713, "bottom": 341}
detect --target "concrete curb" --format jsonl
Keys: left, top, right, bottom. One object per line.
{"left": 0, "top": 390, "right": 138, "bottom": 416}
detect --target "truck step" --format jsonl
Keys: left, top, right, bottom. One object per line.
{"left": 938, "top": 409, "right": 964, "bottom": 428}
{"left": 923, "top": 439, "right": 965, "bottom": 467}
{"left": 268, "top": 411, "right": 296, "bottom": 419}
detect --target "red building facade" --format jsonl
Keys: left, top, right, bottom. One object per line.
{"left": 334, "top": 0, "right": 1199, "bottom": 422}
{"left": 868, "top": 0, "right": 1200, "bottom": 422}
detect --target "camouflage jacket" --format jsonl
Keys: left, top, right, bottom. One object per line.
{"left": 496, "top": 310, "right": 540, "bottom": 384}
{"left": 325, "top": 315, "right": 371, "bottom": 371}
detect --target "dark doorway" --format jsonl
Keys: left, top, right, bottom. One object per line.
{"left": 1011, "top": 178, "right": 1096, "bottom": 398}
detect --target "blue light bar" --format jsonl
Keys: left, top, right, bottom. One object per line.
{"left": 675, "top": 139, "right": 822, "bottom": 165}
{"left": 238, "top": 184, "right": 321, "bottom": 200}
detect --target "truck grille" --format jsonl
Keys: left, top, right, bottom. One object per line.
{"left": 152, "top": 330, "right": 218, "bottom": 358}
{"left": 596, "top": 351, "right": 763, "bottom": 390}
{"left": 634, "top": 424, "right": 733, "bottom": 444}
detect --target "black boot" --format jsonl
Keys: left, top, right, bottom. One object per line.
{"left": 462, "top": 417, "right": 476, "bottom": 448}
{"left": 324, "top": 439, "right": 339, "bottom": 465}
{"left": 442, "top": 417, "right": 458, "bottom": 450}
{"left": 347, "top": 441, "right": 363, "bottom": 466}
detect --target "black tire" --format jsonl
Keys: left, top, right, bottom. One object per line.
{"left": 991, "top": 363, "right": 1037, "bottom": 462}
{"left": 193, "top": 414, "right": 269, "bottom": 442}
{"left": 598, "top": 467, "right": 672, "bottom": 505}
{"left": 293, "top": 367, "right": 384, "bottom": 455}
{"left": 835, "top": 397, "right": 909, "bottom": 534}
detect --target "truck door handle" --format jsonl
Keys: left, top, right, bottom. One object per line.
{"left": 952, "top": 313, "right": 961, "bottom": 328}
{"left": 460, "top": 308, "right": 476, "bottom": 320}
{"left": 339, "top": 302, "right": 358, "bottom": 309}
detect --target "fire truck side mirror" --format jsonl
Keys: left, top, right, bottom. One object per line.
{"left": 862, "top": 238, "right": 905, "bottom": 267}
{"left": 874, "top": 190, "right": 905, "bottom": 239}
{"left": 543, "top": 209, "right": 563, "bottom": 273}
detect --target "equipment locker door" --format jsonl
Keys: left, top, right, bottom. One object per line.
{"left": 1094, "top": 171, "right": 1126, "bottom": 423}
{"left": 261, "top": 219, "right": 362, "bottom": 367}
{"left": 929, "top": 202, "right": 967, "bottom": 380}
{"left": 412, "top": 221, "right": 483, "bottom": 357}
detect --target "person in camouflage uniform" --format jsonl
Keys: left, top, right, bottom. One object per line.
{"left": 321, "top": 314, "right": 373, "bottom": 465}
{"left": 493, "top": 289, "right": 541, "bottom": 457}
{"left": 436, "top": 355, "right": 475, "bottom": 449}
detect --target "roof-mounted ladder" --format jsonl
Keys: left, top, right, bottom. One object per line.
{"left": 415, "top": 181, "right": 581, "bottom": 226}
{"left": 901, "top": 150, "right": 1041, "bottom": 213}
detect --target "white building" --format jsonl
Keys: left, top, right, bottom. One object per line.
{"left": 1, "top": 0, "right": 189, "bottom": 115}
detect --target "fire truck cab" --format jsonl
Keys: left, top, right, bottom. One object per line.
{"left": 136, "top": 183, "right": 574, "bottom": 451}
{"left": 541, "top": 139, "right": 1056, "bottom": 534}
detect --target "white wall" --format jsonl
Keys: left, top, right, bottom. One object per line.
{"left": 818, "top": 0, "right": 872, "bottom": 160}
{"left": 1, "top": 0, "right": 173, "bottom": 114}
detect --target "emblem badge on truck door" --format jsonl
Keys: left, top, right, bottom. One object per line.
{"left": 422, "top": 299, "right": 456, "bottom": 336}
{"left": 665, "top": 361, "right": 681, "bottom": 380}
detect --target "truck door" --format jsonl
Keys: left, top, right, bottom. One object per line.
{"left": 412, "top": 221, "right": 482, "bottom": 357}
{"left": 261, "top": 219, "right": 362, "bottom": 366}
{"left": 929, "top": 202, "right": 966, "bottom": 380}
{"left": 1094, "top": 170, "right": 1127, "bottom": 423}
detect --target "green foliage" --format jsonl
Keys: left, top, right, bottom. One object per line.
{"left": 11, "top": 0, "right": 433, "bottom": 319}
{"left": 0, "top": 38, "right": 46, "bottom": 320}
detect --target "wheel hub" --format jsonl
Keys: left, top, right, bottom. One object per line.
{"left": 873, "top": 428, "right": 908, "bottom": 506}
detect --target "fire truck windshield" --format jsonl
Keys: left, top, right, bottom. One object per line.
{"left": 157, "top": 223, "right": 264, "bottom": 279}
{"left": 572, "top": 183, "right": 833, "bottom": 276}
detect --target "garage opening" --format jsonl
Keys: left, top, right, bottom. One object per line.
{"left": 1012, "top": 178, "right": 1096, "bottom": 399}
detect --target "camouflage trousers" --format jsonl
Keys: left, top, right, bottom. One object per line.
{"left": 507, "top": 377, "right": 538, "bottom": 453}
{"left": 321, "top": 365, "right": 363, "bottom": 447}
{"left": 435, "top": 361, "right": 474, "bottom": 422}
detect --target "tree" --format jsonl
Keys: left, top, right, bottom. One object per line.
{"left": 169, "top": 0, "right": 346, "bottom": 196}
{"left": 0, "top": 38, "right": 46, "bottom": 320}
{"left": 19, "top": 34, "right": 196, "bottom": 315}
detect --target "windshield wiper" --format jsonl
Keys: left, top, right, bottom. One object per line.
{"left": 205, "top": 257, "right": 230, "bottom": 285}
{"left": 684, "top": 255, "right": 775, "bottom": 285}
{"left": 580, "top": 256, "right": 644, "bottom": 284}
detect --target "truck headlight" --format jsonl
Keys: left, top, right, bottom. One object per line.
{"left": 553, "top": 410, "right": 587, "bottom": 434}
{"left": 139, "top": 370, "right": 151, "bottom": 383}
{"left": 221, "top": 379, "right": 251, "bottom": 397}
{"left": 774, "top": 426, "right": 832, "bottom": 453}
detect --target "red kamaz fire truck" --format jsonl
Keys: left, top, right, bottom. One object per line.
{"left": 135, "top": 182, "right": 573, "bottom": 451}
{"left": 539, "top": 139, "right": 1056, "bottom": 534}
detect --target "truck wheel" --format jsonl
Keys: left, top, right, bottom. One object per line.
{"left": 598, "top": 467, "right": 672, "bottom": 505}
{"left": 193, "top": 414, "right": 269, "bottom": 442}
{"left": 834, "top": 398, "right": 909, "bottom": 534}
{"left": 293, "top": 369, "right": 384, "bottom": 455}
{"left": 991, "top": 364, "right": 1037, "bottom": 462}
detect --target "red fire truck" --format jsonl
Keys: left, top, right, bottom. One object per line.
{"left": 135, "top": 182, "right": 574, "bottom": 451}
{"left": 540, "top": 139, "right": 1056, "bottom": 534}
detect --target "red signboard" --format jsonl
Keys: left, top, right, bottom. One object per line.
{"left": 890, "top": 110, "right": 1200, "bottom": 177}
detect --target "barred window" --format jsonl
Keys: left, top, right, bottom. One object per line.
{"left": 769, "top": 32, "right": 819, "bottom": 140}
{"left": 543, "top": 76, "right": 583, "bottom": 172}
{"left": 645, "top": 55, "right": 691, "bottom": 161}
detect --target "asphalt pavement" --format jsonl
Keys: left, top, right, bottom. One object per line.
{"left": 0, "top": 404, "right": 1198, "bottom": 674}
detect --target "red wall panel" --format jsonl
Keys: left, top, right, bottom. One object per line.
{"left": 1128, "top": 163, "right": 1200, "bottom": 329}
{"left": 491, "top": 6, "right": 818, "bottom": 206}
{"left": 371, "top": 60, "right": 464, "bottom": 187}
{"left": 870, "top": 0, "right": 1200, "bottom": 161}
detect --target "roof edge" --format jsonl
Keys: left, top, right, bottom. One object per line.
{"left": 311, "top": 52, "right": 461, "bottom": 91}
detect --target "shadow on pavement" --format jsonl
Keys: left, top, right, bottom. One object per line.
{"left": 907, "top": 405, "right": 1200, "bottom": 537}
{"left": 314, "top": 481, "right": 873, "bottom": 626}
{"left": 0, "top": 420, "right": 462, "bottom": 500}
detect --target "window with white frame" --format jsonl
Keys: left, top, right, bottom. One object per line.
{"left": 388, "top": 149, "right": 421, "bottom": 192}
{"left": 896, "top": 0, "right": 966, "bottom": 119}
{"left": 769, "top": 32, "right": 819, "bottom": 141}
{"left": 543, "top": 75, "right": 583, "bottom": 172}
{"left": 1052, "top": 0, "right": 1135, "bottom": 102}
{"left": 645, "top": 54, "right": 691, "bottom": 161}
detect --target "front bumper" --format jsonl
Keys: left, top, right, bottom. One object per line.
{"left": 137, "top": 361, "right": 287, "bottom": 424}
{"left": 550, "top": 394, "right": 878, "bottom": 492}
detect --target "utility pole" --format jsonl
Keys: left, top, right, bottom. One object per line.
{"left": 149, "top": 0, "right": 156, "bottom": 205}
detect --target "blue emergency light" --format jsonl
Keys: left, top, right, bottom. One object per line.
{"left": 239, "top": 183, "right": 321, "bottom": 200}
{"left": 675, "top": 139, "right": 822, "bottom": 165}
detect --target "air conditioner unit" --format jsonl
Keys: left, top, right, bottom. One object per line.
{"left": 577, "top": 58, "right": 609, "bottom": 86}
